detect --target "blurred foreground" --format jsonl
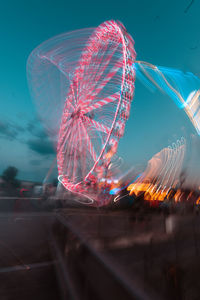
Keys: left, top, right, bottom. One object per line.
{"left": 0, "top": 197, "right": 200, "bottom": 299}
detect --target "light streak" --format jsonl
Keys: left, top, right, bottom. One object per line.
{"left": 127, "top": 139, "right": 186, "bottom": 202}
{"left": 110, "top": 173, "right": 143, "bottom": 195}
{"left": 135, "top": 61, "right": 200, "bottom": 135}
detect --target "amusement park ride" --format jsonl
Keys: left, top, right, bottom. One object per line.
{"left": 27, "top": 20, "right": 200, "bottom": 207}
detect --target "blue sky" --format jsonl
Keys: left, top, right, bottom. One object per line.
{"left": 0, "top": 0, "right": 200, "bottom": 182}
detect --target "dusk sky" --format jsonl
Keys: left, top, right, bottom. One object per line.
{"left": 1, "top": 0, "right": 200, "bottom": 182}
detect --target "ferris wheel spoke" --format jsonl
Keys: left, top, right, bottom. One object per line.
{"left": 65, "top": 122, "right": 79, "bottom": 177}
{"left": 77, "top": 122, "right": 83, "bottom": 179}
{"left": 78, "top": 45, "right": 120, "bottom": 105}
{"left": 70, "top": 123, "right": 79, "bottom": 181}
{"left": 77, "top": 122, "right": 87, "bottom": 180}
{"left": 64, "top": 101, "right": 74, "bottom": 113}
{"left": 69, "top": 122, "right": 80, "bottom": 155}
{"left": 93, "top": 44, "right": 120, "bottom": 83}
{"left": 68, "top": 82, "right": 78, "bottom": 106}
{"left": 58, "top": 119, "right": 73, "bottom": 152}
{"left": 72, "top": 122, "right": 84, "bottom": 181}
{"left": 82, "top": 115, "right": 110, "bottom": 134}
{"left": 80, "top": 121, "right": 97, "bottom": 162}
{"left": 60, "top": 132, "right": 73, "bottom": 168}
{"left": 64, "top": 90, "right": 75, "bottom": 111}
{"left": 61, "top": 117, "right": 72, "bottom": 131}
{"left": 93, "top": 38, "right": 111, "bottom": 64}
{"left": 72, "top": 141, "right": 78, "bottom": 182}
{"left": 93, "top": 65, "right": 121, "bottom": 97}
{"left": 61, "top": 112, "right": 72, "bottom": 124}
{"left": 87, "top": 75, "right": 115, "bottom": 103}
{"left": 79, "top": 61, "right": 121, "bottom": 108}
{"left": 73, "top": 68, "right": 80, "bottom": 102}
{"left": 81, "top": 42, "right": 110, "bottom": 84}
{"left": 60, "top": 120, "right": 75, "bottom": 156}
{"left": 83, "top": 91, "right": 120, "bottom": 114}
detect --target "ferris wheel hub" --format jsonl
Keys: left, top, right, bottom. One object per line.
{"left": 70, "top": 108, "right": 82, "bottom": 120}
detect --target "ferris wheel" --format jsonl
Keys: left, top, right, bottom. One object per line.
{"left": 27, "top": 20, "right": 136, "bottom": 205}
{"left": 57, "top": 20, "right": 136, "bottom": 203}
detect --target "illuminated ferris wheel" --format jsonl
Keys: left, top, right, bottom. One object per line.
{"left": 27, "top": 20, "right": 136, "bottom": 205}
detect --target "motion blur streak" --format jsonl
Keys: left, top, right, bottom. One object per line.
{"left": 127, "top": 138, "right": 186, "bottom": 201}
{"left": 135, "top": 61, "right": 200, "bottom": 134}
{"left": 109, "top": 173, "right": 143, "bottom": 195}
